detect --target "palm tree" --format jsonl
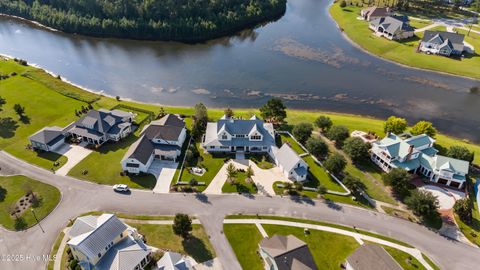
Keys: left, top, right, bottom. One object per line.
{"left": 226, "top": 163, "right": 237, "bottom": 184}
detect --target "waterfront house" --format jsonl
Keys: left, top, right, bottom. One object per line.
{"left": 273, "top": 144, "right": 309, "bottom": 182}
{"left": 371, "top": 132, "right": 469, "bottom": 189}
{"left": 121, "top": 114, "right": 186, "bottom": 174}
{"left": 202, "top": 115, "right": 276, "bottom": 154}
{"left": 259, "top": 234, "right": 317, "bottom": 270}
{"left": 369, "top": 16, "right": 414, "bottom": 40}
{"left": 345, "top": 244, "right": 402, "bottom": 270}
{"left": 419, "top": 30, "right": 465, "bottom": 56}
{"left": 67, "top": 214, "right": 151, "bottom": 270}
{"left": 157, "top": 251, "right": 195, "bottom": 270}
{"left": 361, "top": 6, "right": 389, "bottom": 21}
{"left": 29, "top": 126, "right": 66, "bottom": 152}
{"left": 66, "top": 109, "right": 134, "bottom": 146}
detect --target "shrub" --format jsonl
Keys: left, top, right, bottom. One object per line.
{"left": 342, "top": 137, "right": 370, "bottom": 163}
{"left": 383, "top": 168, "right": 412, "bottom": 199}
{"left": 292, "top": 123, "right": 314, "bottom": 145}
{"left": 454, "top": 198, "right": 472, "bottom": 224}
{"left": 340, "top": 0, "right": 347, "bottom": 8}
{"left": 315, "top": 115, "right": 333, "bottom": 132}
{"left": 447, "top": 146, "right": 474, "bottom": 163}
{"left": 384, "top": 116, "right": 407, "bottom": 134}
{"left": 306, "top": 137, "right": 328, "bottom": 159}
{"left": 405, "top": 190, "right": 439, "bottom": 218}
{"left": 325, "top": 125, "right": 349, "bottom": 147}
{"left": 324, "top": 153, "right": 347, "bottom": 175}
{"left": 410, "top": 121, "right": 437, "bottom": 138}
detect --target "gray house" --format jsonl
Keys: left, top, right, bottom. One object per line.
{"left": 66, "top": 109, "right": 134, "bottom": 145}
{"left": 345, "top": 244, "right": 402, "bottom": 270}
{"left": 259, "top": 234, "right": 317, "bottom": 270}
{"left": 419, "top": 31, "right": 465, "bottom": 56}
{"left": 202, "top": 115, "right": 276, "bottom": 154}
{"left": 369, "top": 16, "right": 414, "bottom": 40}
{"left": 29, "top": 126, "right": 66, "bottom": 152}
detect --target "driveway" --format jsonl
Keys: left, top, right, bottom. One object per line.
{"left": 149, "top": 160, "right": 178, "bottom": 193}
{"left": 419, "top": 185, "right": 464, "bottom": 210}
{"left": 54, "top": 142, "right": 92, "bottom": 176}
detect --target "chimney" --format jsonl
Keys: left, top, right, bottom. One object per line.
{"left": 406, "top": 144, "right": 414, "bottom": 160}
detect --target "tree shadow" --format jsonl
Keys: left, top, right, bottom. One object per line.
{"left": 14, "top": 217, "right": 27, "bottom": 231}
{"left": 325, "top": 199, "right": 343, "bottom": 211}
{"left": 19, "top": 115, "right": 30, "bottom": 124}
{"left": 0, "top": 117, "right": 19, "bottom": 138}
{"left": 182, "top": 236, "right": 214, "bottom": 262}
{"left": 0, "top": 185, "right": 6, "bottom": 202}
{"left": 129, "top": 173, "right": 157, "bottom": 190}
{"left": 194, "top": 193, "right": 211, "bottom": 204}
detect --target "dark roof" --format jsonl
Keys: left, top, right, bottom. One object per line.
{"left": 260, "top": 235, "right": 317, "bottom": 270}
{"left": 144, "top": 125, "right": 184, "bottom": 141}
{"left": 347, "top": 244, "right": 402, "bottom": 270}
{"left": 74, "top": 110, "right": 127, "bottom": 136}
{"left": 125, "top": 136, "right": 154, "bottom": 165}
{"left": 362, "top": 6, "right": 389, "bottom": 17}
{"left": 29, "top": 127, "right": 65, "bottom": 146}
{"left": 151, "top": 114, "right": 185, "bottom": 128}
{"left": 422, "top": 31, "right": 465, "bottom": 51}
{"left": 370, "top": 16, "right": 414, "bottom": 33}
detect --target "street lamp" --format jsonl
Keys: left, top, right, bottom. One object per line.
{"left": 31, "top": 208, "right": 45, "bottom": 233}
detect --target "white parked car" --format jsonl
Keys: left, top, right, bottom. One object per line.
{"left": 113, "top": 184, "right": 129, "bottom": 192}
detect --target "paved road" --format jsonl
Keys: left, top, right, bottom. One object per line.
{"left": 0, "top": 151, "right": 479, "bottom": 270}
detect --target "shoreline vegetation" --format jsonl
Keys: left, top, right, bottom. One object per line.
{"left": 0, "top": 0, "right": 286, "bottom": 42}
{"left": 329, "top": 1, "right": 480, "bottom": 80}
{"left": 0, "top": 56, "right": 479, "bottom": 172}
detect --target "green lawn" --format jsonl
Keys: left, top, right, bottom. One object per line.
{"left": 302, "top": 156, "right": 346, "bottom": 193}
{"left": 263, "top": 224, "right": 360, "bottom": 269}
{"left": 278, "top": 133, "right": 306, "bottom": 154}
{"left": 223, "top": 224, "right": 265, "bottom": 270}
{"left": 177, "top": 143, "right": 233, "bottom": 192}
{"left": 47, "top": 231, "right": 65, "bottom": 270}
{"left": 0, "top": 175, "right": 61, "bottom": 230}
{"left": 246, "top": 153, "right": 275, "bottom": 169}
{"left": 128, "top": 223, "right": 215, "bottom": 263}
{"left": 222, "top": 171, "right": 258, "bottom": 194}
{"left": 454, "top": 177, "right": 480, "bottom": 247}
{"left": 329, "top": 3, "right": 480, "bottom": 79}
{"left": 408, "top": 19, "right": 433, "bottom": 29}
{"left": 67, "top": 134, "right": 157, "bottom": 189}
{"left": 383, "top": 245, "right": 426, "bottom": 270}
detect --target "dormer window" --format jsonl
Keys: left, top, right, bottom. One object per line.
{"left": 251, "top": 135, "right": 261, "bottom": 140}
{"left": 222, "top": 134, "right": 228, "bottom": 140}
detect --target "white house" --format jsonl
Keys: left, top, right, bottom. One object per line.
{"left": 67, "top": 214, "right": 151, "bottom": 270}
{"left": 29, "top": 126, "right": 66, "bottom": 152}
{"left": 121, "top": 114, "right": 186, "bottom": 174}
{"left": 202, "top": 115, "right": 276, "bottom": 154}
{"left": 371, "top": 133, "right": 469, "bottom": 189}
{"left": 273, "top": 144, "right": 309, "bottom": 182}
{"left": 419, "top": 30, "right": 465, "bottom": 56}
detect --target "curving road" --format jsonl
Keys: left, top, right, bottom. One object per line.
{"left": 0, "top": 151, "right": 478, "bottom": 270}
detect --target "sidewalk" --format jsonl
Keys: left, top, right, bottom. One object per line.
{"left": 224, "top": 218, "right": 435, "bottom": 270}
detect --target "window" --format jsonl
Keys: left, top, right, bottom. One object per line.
{"left": 250, "top": 135, "right": 261, "bottom": 140}
{"left": 221, "top": 135, "right": 228, "bottom": 140}
{"left": 98, "top": 253, "right": 101, "bottom": 258}
{"left": 120, "top": 233, "right": 123, "bottom": 238}
{"left": 210, "top": 146, "right": 215, "bottom": 149}
{"left": 236, "top": 134, "right": 246, "bottom": 138}
{"left": 126, "top": 163, "right": 139, "bottom": 168}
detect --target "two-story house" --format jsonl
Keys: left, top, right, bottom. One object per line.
{"left": 121, "top": 114, "right": 186, "bottom": 174}
{"left": 371, "top": 133, "right": 469, "bottom": 189}
{"left": 67, "top": 214, "right": 151, "bottom": 270}
{"left": 202, "top": 115, "right": 276, "bottom": 154}
{"left": 66, "top": 109, "right": 134, "bottom": 145}
{"left": 368, "top": 16, "right": 414, "bottom": 40}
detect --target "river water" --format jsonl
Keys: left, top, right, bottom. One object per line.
{"left": 0, "top": 0, "right": 479, "bottom": 141}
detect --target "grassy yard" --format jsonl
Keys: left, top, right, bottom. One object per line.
{"left": 302, "top": 155, "right": 346, "bottom": 193}
{"left": 67, "top": 134, "right": 157, "bottom": 189}
{"left": 329, "top": 3, "right": 480, "bottom": 79}
{"left": 222, "top": 171, "right": 258, "bottom": 194}
{"left": 0, "top": 175, "right": 61, "bottom": 230}
{"left": 128, "top": 223, "right": 215, "bottom": 263}
{"left": 224, "top": 224, "right": 265, "bottom": 270}
{"left": 47, "top": 231, "right": 65, "bottom": 270}
{"left": 263, "top": 224, "right": 359, "bottom": 269}
{"left": 381, "top": 206, "right": 417, "bottom": 221}
{"left": 408, "top": 18, "right": 433, "bottom": 29}
{"left": 454, "top": 177, "right": 480, "bottom": 247}
{"left": 277, "top": 133, "right": 306, "bottom": 154}
{"left": 177, "top": 143, "right": 233, "bottom": 192}
{"left": 383, "top": 245, "right": 427, "bottom": 270}
{"left": 246, "top": 153, "right": 275, "bottom": 169}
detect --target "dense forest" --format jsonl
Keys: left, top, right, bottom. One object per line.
{"left": 0, "top": 0, "right": 287, "bottom": 41}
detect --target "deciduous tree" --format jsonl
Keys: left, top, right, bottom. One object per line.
{"left": 384, "top": 116, "right": 407, "bottom": 134}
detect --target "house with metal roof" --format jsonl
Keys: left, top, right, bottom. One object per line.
{"left": 360, "top": 6, "right": 390, "bottom": 21}
{"left": 369, "top": 16, "right": 414, "bottom": 40}
{"left": 121, "top": 114, "right": 186, "bottom": 174}
{"left": 345, "top": 244, "right": 402, "bottom": 270}
{"left": 419, "top": 31, "right": 465, "bottom": 56}
{"left": 66, "top": 109, "right": 134, "bottom": 146}
{"left": 67, "top": 214, "right": 151, "bottom": 270}
{"left": 259, "top": 234, "right": 317, "bottom": 270}
{"left": 29, "top": 126, "right": 66, "bottom": 152}
{"left": 202, "top": 115, "right": 276, "bottom": 154}
{"left": 157, "top": 251, "right": 195, "bottom": 270}
{"left": 273, "top": 144, "right": 309, "bottom": 182}
{"left": 371, "top": 133, "right": 469, "bottom": 189}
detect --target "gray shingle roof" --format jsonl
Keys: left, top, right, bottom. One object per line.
{"left": 422, "top": 31, "right": 465, "bottom": 52}
{"left": 370, "top": 16, "right": 414, "bottom": 33}
{"left": 157, "top": 252, "right": 193, "bottom": 270}
{"left": 151, "top": 114, "right": 185, "bottom": 128}
{"left": 71, "top": 110, "right": 130, "bottom": 137}
{"left": 346, "top": 244, "right": 402, "bottom": 270}
{"left": 29, "top": 127, "right": 65, "bottom": 146}
{"left": 260, "top": 235, "right": 317, "bottom": 270}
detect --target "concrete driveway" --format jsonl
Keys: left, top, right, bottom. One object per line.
{"left": 419, "top": 185, "right": 464, "bottom": 210}
{"left": 149, "top": 160, "right": 178, "bottom": 193}
{"left": 54, "top": 142, "right": 92, "bottom": 176}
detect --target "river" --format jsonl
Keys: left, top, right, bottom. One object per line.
{"left": 0, "top": 0, "right": 479, "bottom": 141}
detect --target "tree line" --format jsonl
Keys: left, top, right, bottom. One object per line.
{"left": 0, "top": 0, "right": 287, "bottom": 41}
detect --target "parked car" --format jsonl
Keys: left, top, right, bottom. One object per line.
{"left": 113, "top": 184, "right": 129, "bottom": 192}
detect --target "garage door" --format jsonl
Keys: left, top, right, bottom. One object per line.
{"left": 449, "top": 181, "right": 460, "bottom": 188}
{"left": 438, "top": 179, "right": 448, "bottom": 185}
